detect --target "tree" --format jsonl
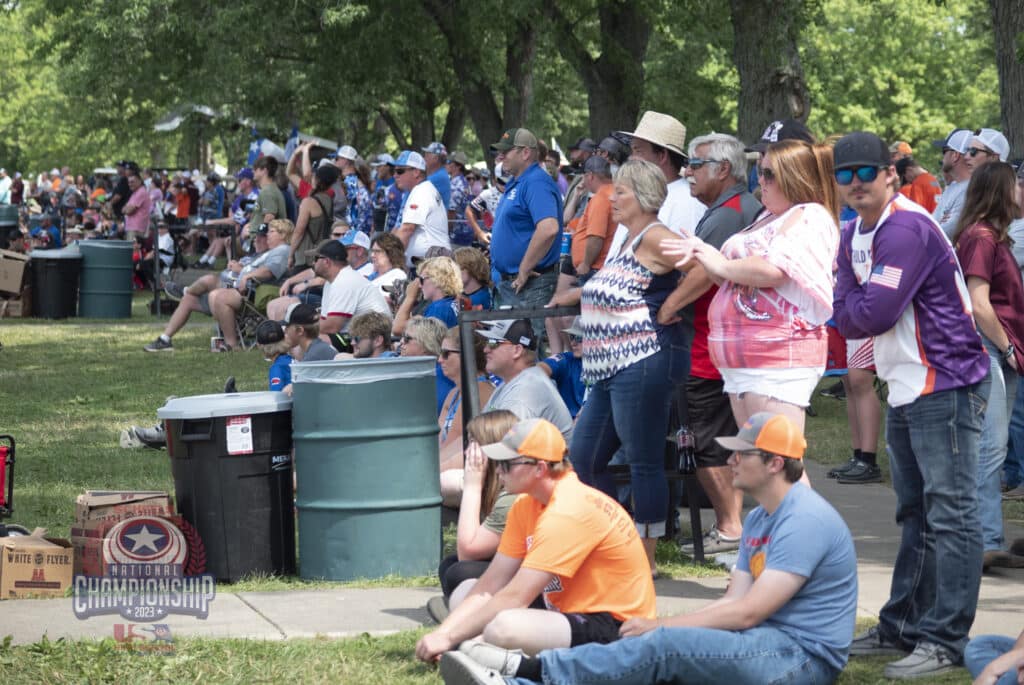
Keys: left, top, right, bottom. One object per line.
{"left": 802, "top": 0, "right": 997, "bottom": 162}
{"left": 544, "top": 0, "right": 653, "bottom": 138}
{"left": 990, "top": 0, "right": 1024, "bottom": 159}
{"left": 729, "top": 0, "right": 812, "bottom": 144}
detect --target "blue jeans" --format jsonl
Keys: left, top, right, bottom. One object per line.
{"left": 964, "top": 635, "right": 1019, "bottom": 685}
{"left": 1007, "top": 377, "right": 1024, "bottom": 489}
{"left": 495, "top": 269, "right": 558, "bottom": 338}
{"left": 979, "top": 337, "right": 1017, "bottom": 551}
{"left": 510, "top": 626, "right": 838, "bottom": 685}
{"left": 571, "top": 343, "right": 689, "bottom": 534}
{"left": 878, "top": 377, "right": 990, "bottom": 658}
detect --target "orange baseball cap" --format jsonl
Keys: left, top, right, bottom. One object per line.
{"left": 481, "top": 418, "right": 566, "bottom": 463}
{"left": 715, "top": 412, "right": 806, "bottom": 460}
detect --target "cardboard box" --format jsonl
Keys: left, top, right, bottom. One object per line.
{"left": 0, "top": 291, "right": 30, "bottom": 318}
{"left": 0, "top": 250, "right": 29, "bottom": 296}
{"left": 1, "top": 529, "right": 74, "bottom": 599}
{"left": 74, "top": 490, "right": 174, "bottom": 531}
{"left": 71, "top": 514, "right": 187, "bottom": 576}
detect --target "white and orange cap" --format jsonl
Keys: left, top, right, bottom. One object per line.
{"left": 481, "top": 418, "right": 566, "bottom": 463}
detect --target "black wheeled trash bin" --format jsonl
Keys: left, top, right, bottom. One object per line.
{"left": 157, "top": 392, "right": 295, "bottom": 583}
{"left": 29, "top": 246, "right": 82, "bottom": 318}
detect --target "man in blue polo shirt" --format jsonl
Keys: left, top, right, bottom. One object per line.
{"left": 489, "top": 128, "right": 563, "bottom": 333}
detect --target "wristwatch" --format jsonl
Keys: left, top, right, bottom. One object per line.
{"left": 1002, "top": 343, "right": 1015, "bottom": 361}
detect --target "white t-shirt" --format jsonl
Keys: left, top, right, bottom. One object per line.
{"left": 371, "top": 267, "right": 407, "bottom": 296}
{"left": 157, "top": 231, "right": 174, "bottom": 267}
{"left": 353, "top": 261, "right": 374, "bottom": 278}
{"left": 401, "top": 180, "right": 450, "bottom": 262}
{"left": 321, "top": 266, "right": 392, "bottom": 331}
{"left": 604, "top": 176, "right": 706, "bottom": 260}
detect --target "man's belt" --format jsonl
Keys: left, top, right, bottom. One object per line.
{"left": 499, "top": 262, "right": 557, "bottom": 281}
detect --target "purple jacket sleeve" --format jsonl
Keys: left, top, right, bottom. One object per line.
{"left": 833, "top": 216, "right": 935, "bottom": 339}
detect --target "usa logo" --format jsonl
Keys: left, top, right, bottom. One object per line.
{"left": 103, "top": 517, "right": 188, "bottom": 567}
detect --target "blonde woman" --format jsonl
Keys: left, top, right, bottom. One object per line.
{"left": 393, "top": 255, "right": 463, "bottom": 335}
{"left": 428, "top": 410, "right": 535, "bottom": 623}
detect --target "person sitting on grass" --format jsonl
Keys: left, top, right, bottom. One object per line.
{"left": 427, "top": 410, "right": 523, "bottom": 623}
{"left": 144, "top": 219, "right": 293, "bottom": 352}
{"left": 415, "top": 417, "right": 656, "bottom": 664}
{"left": 439, "top": 412, "right": 858, "bottom": 685}
{"left": 400, "top": 315, "right": 453, "bottom": 415}
{"left": 439, "top": 328, "right": 499, "bottom": 504}
{"left": 966, "top": 572, "right": 1024, "bottom": 685}
{"left": 254, "top": 319, "right": 294, "bottom": 391}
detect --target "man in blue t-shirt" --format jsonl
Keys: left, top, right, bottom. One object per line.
{"left": 440, "top": 412, "right": 858, "bottom": 685}
{"left": 423, "top": 142, "right": 452, "bottom": 209}
{"left": 489, "top": 128, "right": 563, "bottom": 333}
{"left": 539, "top": 318, "right": 585, "bottom": 418}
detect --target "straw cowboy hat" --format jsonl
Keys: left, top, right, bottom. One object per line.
{"left": 617, "top": 111, "right": 688, "bottom": 157}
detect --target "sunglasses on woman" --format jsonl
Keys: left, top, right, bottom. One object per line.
{"left": 440, "top": 348, "right": 461, "bottom": 359}
{"left": 834, "top": 166, "right": 884, "bottom": 186}
{"left": 757, "top": 166, "right": 776, "bottom": 183}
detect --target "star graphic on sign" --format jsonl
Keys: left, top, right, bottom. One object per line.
{"left": 125, "top": 525, "right": 165, "bottom": 553}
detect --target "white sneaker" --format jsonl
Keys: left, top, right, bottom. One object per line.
{"left": 439, "top": 651, "right": 507, "bottom": 685}
{"left": 119, "top": 428, "right": 144, "bottom": 449}
{"left": 458, "top": 639, "right": 523, "bottom": 676}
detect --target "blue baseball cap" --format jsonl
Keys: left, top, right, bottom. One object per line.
{"left": 235, "top": 167, "right": 254, "bottom": 180}
{"left": 340, "top": 228, "right": 370, "bottom": 250}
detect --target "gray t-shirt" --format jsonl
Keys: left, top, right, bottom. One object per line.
{"left": 241, "top": 243, "right": 290, "bottom": 282}
{"left": 302, "top": 338, "right": 337, "bottom": 362}
{"left": 482, "top": 366, "right": 574, "bottom": 443}
{"left": 1008, "top": 219, "right": 1024, "bottom": 271}
{"left": 252, "top": 183, "right": 286, "bottom": 225}
{"left": 932, "top": 179, "right": 967, "bottom": 238}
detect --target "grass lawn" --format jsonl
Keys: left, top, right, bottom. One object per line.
{"left": 0, "top": 298, "right": 1004, "bottom": 682}
{"left": 0, "top": 621, "right": 976, "bottom": 684}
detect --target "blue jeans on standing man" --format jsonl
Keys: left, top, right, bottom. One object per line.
{"left": 509, "top": 625, "right": 839, "bottom": 685}
{"left": 979, "top": 337, "right": 1017, "bottom": 552}
{"left": 571, "top": 340, "right": 689, "bottom": 536}
{"left": 877, "top": 376, "right": 990, "bottom": 659}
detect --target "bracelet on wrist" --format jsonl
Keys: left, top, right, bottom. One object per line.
{"left": 1002, "top": 343, "right": 1015, "bottom": 360}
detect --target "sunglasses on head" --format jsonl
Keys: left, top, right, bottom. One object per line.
{"left": 834, "top": 166, "right": 884, "bottom": 186}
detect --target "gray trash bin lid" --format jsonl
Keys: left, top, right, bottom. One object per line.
{"left": 292, "top": 356, "right": 436, "bottom": 385}
{"left": 157, "top": 391, "right": 292, "bottom": 420}
{"left": 29, "top": 246, "right": 82, "bottom": 260}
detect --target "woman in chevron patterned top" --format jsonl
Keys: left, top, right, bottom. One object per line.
{"left": 663, "top": 139, "right": 839, "bottom": 456}
{"left": 571, "top": 159, "right": 695, "bottom": 573}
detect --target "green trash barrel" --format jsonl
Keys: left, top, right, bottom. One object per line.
{"left": 0, "top": 205, "right": 19, "bottom": 250}
{"left": 292, "top": 357, "right": 441, "bottom": 580}
{"left": 78, "top": 240, "right": 134, "bottom": 318}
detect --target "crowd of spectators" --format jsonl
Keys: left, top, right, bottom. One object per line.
{"left": 10, "top": 112, "right": 1024, "bottom": 684}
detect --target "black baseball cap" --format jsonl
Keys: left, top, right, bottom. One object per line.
{"left": 305, "top": 238, "right": 347, "bottom": 262}
{"left": 474, "top": 318, "right": 537, "bottom": 350}
{"left": 570, "top": 136, "right": 598, "bottom": 152}
{"left": 280, "top": 302, "right": 319, "bottom": 326}
{"left": 834, "top": 132, "right": 890, "bottom": 170}
{"left": 256, "top": 320, "right": 285, "bottom": 345}
{"left": 745, "top": 119, "right": 815, "bottom": 153}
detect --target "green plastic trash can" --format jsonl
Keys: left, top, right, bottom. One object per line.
{"left": 158, "top": 391, "right": 295, "bottom": 583}
{"left": 79, "top": 240, "right": 134, "bottom": 318}
{"left": 29, "top": 246, "right": 82, "bottom": 319}
{"left": 0, "top": 205, "right": 18, "bottom": 250}
{"left": 292, "top": 357, "right": 441, "bottom": 581}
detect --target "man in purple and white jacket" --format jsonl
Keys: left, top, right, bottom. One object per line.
{"left": 832, "top": 132, "right": 990, "bottom": 681}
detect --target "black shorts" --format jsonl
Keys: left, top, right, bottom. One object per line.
{"left": 559, "top": 254, "right": 576, "bottom": 277}
{"left": 565, "top": 611, "right": 623, "bottom": 646}
{"left": 687, "top": 376, "right": 738, "bottom": 468}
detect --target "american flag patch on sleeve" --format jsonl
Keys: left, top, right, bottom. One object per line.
{"left": 870, "top": 264, "right": 903, "bottom": 290}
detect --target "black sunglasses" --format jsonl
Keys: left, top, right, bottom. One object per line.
{"left": 967, "top": 147, "right": 993, "bottom": 158}
{"left": 757, "top": 166, "right": 776, "bottom": 183}
{"left": 394, "top": 168, "right": 409, "bottom": 176}
{"left": 440, "top": 349, "right": 461, "bottom": 360}
{"left": 835, "top": 166, "right": 884, "bottom": 186}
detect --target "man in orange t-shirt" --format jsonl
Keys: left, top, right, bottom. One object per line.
{"left": 571, "top": 156, "right": 615, "bottom": 279}
{"left": 897, "top": 157, "right": 941, "bottom": 213}
{"left": 415, "top": 418, "right": 655, "bottom": 663}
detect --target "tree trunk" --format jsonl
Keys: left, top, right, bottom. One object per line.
{"left": 729, "top": 0, "right": 810, "bottom": 145}
{"left": 441, "top": 99, "right": 466, "bottom": 152}
{"left": 545, "top": 1, "right": 652, "bottom": 140}
{"left": 419, "top": 0, "right": 528, "bottom": 163}
{"left": 990, "top": 0, "right": 1024, "bottom": 160}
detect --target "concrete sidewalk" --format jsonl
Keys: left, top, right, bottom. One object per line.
{"left": 0, "top": 461, "right": 1021, "bottom": 645}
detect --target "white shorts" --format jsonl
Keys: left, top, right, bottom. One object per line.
{"left": 720, "top": 366, "right": 824, "bottom": 408}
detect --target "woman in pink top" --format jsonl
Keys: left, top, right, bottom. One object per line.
{"left": 664, "top": 140, "right": 839, "bottom": 437}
